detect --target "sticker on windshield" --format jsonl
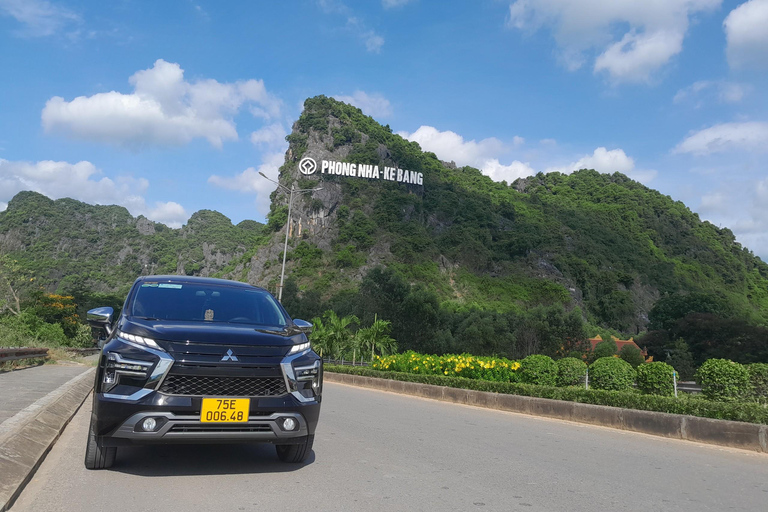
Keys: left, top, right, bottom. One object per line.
{"left": 205, "top": 309, "right": 214, "bottom": 321}
{"left": 141, "top": 283, "right": 159, "bottom": 287}
{"left": 158, "top": 284, "right": 183, "bottom": 289}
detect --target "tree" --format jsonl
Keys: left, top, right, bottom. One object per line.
{"left": 356, "top": 315, "right": 397, "bottom": 361}
{"left": 591, "top": 339, "right": 617, "bottom": 362}
{"left": 619, "top": 344, "right": 645, "bottom": 368}
{"left": 0, "top": 256, "right": 26, "bottom": 316}
{"left": 309, "top": 316, "right": 330, "bottom": 357}
{"left": 648, "top": 293, "right": 731, "bottom": 332}
{"left": 318, "top": 310, "right": 359, "bottom": 360}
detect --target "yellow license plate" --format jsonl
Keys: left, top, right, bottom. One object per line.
{"left": 200, "top": 398, "right": 250, "bottom": 423}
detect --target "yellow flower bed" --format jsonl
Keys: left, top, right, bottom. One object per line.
{"left": 372, "top": 351, "right": 521, "bottom": 382}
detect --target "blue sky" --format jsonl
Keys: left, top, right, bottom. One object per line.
{"left": 0, "top": 0, "right": 766, "bottom": 259}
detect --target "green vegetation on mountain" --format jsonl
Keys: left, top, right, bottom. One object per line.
{"left": 278, "top": 96, "right": 768, "bottom": 363}
{"left": 1, "top": 95, "right": 767, "bottom": 364}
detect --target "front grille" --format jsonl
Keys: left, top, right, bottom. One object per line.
{"left": 159, "top": 375, "right": 287, "bottom": 397}
{"left": 169, "top": 425, "right": 272, "bottom": 433}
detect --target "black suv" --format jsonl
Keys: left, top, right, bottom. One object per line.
{"left": 85, "top": 275, "right": 322, "bottom": 469}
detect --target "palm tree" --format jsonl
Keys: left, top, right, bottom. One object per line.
{"left": 322, "top": 310, "right": 359, "bottom": 360}
{"left": 356, "top": 314, "right": 397, "bottom": 361}
{"left": 309, "top": 316, "right": 330, "bottom": 357}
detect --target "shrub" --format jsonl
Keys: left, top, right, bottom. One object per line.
{"left": 555, "top": 357, "right": 587, "bottom": 387}
{"left": 695, "top": 359, "right": 751, "bottom": 402}
{"left": 636, "top": 362, "right": 676, "bottom": 396}
{"left": 746, "top": 363, "right": 768, "bottom": 404}
{"left": 327, "top": 365, "right": 768, "bottom": 425}
{"left": 592, "top": 340, "right": 617, "bottom": 361}
{"left": 519, "top": 354, "right": 557, "bottom": 386}
{"left": 589, "top": 357, "right": 635, "bottom": 391}
{"left": 619, "top": 344, "right": 645, "bottom": 368}
{"left": 372, "top": 352, "right": 520, "bottom": 382}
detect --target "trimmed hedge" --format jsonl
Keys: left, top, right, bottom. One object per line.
{"left": 747, "top": 363, "right": 768, "bottom": 404}
{"left": 555, "top": 357, "right": 587, "bottom": 387}
{"left": 636, "top": 362, "right": 676, "bottom": 396}
{"left": 519, "top": 354, "right": 557, "bottom": 386}
{"left": 696, "top": 359, "right": 751, "bottom": 402}
{"left": 589, "top": 357, "right": 635, "bottom": 391}
{"left": 326, "top": 365, "right": 768, "bottom": 425}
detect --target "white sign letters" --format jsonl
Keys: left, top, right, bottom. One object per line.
{"left": 298, "top": 157, "right": 423, "bottom": 186}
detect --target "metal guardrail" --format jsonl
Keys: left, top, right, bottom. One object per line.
{"left": 0, "top": 348, "right": 49, "bottom": 363}
{"left": 676, "top": 382, "right": 702, "bottom": 393}
{"left": 323, "top": 358, "right": 370, "bottom": 367}
{"left": 63, "top": 347, "right": 100, "bottom": 356}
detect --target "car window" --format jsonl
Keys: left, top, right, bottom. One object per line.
{"left": 130, "top": 282, "right": 288, "bottom": 327}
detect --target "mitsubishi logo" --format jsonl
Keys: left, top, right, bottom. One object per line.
{"left": 221, "top": 349, "right": 239, "bottom": 362}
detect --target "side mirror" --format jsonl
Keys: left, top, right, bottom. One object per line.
{"left": 293, "top": 319, "right": 313, "bottom": 334}
{"left": 87, "top": 307, "right": 114, "bottom": 336}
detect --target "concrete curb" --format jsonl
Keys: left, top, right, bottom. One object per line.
{"left": 326, "top": 372, "right": 768, "bottom": 454}
{"left": 0, "top": 367, "right": 95, "bottom": 512}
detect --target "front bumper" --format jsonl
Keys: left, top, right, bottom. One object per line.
{"left": 110, "top": 410, "right": 310, "bottom": 443}
{"left": 93, "top": 391, "right": 321, "bottom": 446}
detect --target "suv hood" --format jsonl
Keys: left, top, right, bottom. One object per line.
{"left": 118, "top": 318, "right": 305, "bottom": 346}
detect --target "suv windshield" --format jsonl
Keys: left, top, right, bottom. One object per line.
{"left": 130, "top": 282, "right": 288, "bottom": 327}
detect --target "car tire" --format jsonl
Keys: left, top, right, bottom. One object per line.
{"left": 275, "top": 435, "right": 314, "bottom": 463}
{"left": 84, "top": 420, "right": 116, "bottom": 470}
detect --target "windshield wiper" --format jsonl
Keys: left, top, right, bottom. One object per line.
{"left": 134, "top": 316, "right": 160, "bottom": 321}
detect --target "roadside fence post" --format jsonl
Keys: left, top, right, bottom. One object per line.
{"left": 673, "top": 370, "right": 678, "bottom": 398}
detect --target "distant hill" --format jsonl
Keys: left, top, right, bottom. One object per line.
{"left": 0, "top": 191, "right": 265, "bottom": 294}
{"left": 2, "top": 95, "right": 767, "bottom": 361}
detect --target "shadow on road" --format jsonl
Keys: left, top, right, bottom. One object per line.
{"left": 110, "top": 443, "right": 315, "bottom": 477}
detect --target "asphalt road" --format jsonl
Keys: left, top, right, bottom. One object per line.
{"left": 11, "top": 382, "right": 768, "bottom": 512}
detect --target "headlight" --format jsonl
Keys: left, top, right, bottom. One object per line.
{"left": 102, "top": 352, "right": 153, "bottom": 393}
{"left": 288, "top": 341, "right": 311, "bottom": 354}
{"left": 117, "top": 330, "right": 162, "bottom": 350}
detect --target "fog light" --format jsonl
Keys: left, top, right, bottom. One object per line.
{"left": 282, "top": 417, "right": 297, "bottom": 431}
{"left": 142, "top": 417, "right": 157, "bottom": 432}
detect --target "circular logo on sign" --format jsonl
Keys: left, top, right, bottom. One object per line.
{"left": 299, "top": 157, "right": 317, "bottom": 175}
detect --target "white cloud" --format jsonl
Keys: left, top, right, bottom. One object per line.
{"left": 382, "top": 0, "right": 414, "bottom": 7}
{"left": 333, "top": 91, "right": 393, "bottom": 118}
{"left": 593, "top": 29, "right": 683, "bottom": 83}
{"left": 399, "top": 126, "right": 506, "bottom": 167}
{"left": 0, "top": 0, "right": 80, "bottom": 37}
{"left": 208, "top": 152, "right": 285, "bottom": 216}
{"left": 319, "top": 1, "right": 385, "bottom": 53}
{"left": 41, "top": 59, "right": 282, "bottom": 149}
{"left": 673, "top": 80, "right": 748, "bottom": 105}
{"left": 400, "top": 127, "right": 654, "bottom": 186}
{"left": 0, "top": 158, "right": 189, "bottom": 227}
{"left": 482, "top": 159, "right": 536, "bottom": 182}
{"left": 724, "top": 0, "right": 768, "bottom": 69}
{"left": 364, "top": 32, "right": 385, "bottom": 53}
{"left": 674, "top": 121, "right": 768, "bottom": 155}
{"left": 506, "top": 0, "right": 721, "bottom": 83}
{"left": 697, "top": 178, "right": 768, "bottom": 261}
{"left": 547, "top": 147, "right": 656, "bottom": 183}
{"left": 0, "top": 201, "right": 7, "bottom": 211}
{"left": 250, "top": 123, "right": 287, "bottom": 149}
{"left": 399, "top": 125, "right": 536, "bottom": 183}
